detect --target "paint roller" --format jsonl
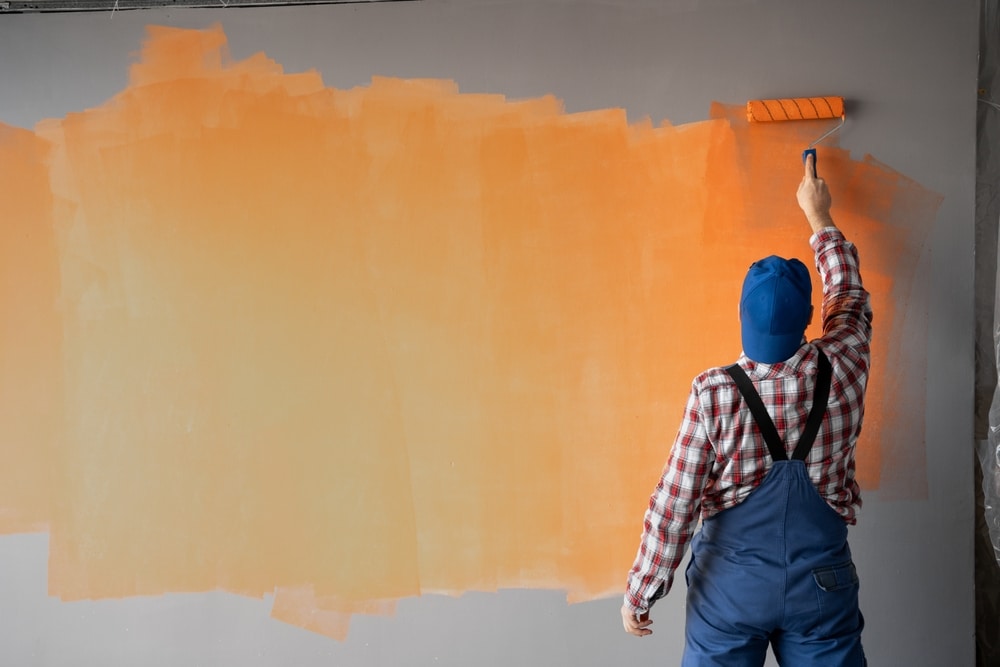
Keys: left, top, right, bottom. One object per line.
{"left": 745, "top": 96, "right": 845, "bottom": 175}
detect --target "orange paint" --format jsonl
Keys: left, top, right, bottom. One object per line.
{"left": 0, "top": 124, "right": 61, "bottom": 535}
{"left": 746, "top": 96, "right": 844, "bottom": 122}
{"left": 1, "top": 25, "right": 940, "bottom": 638}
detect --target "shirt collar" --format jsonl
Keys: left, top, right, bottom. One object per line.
{"left": 738, "top": 340, "right": 811, "bottom": 379}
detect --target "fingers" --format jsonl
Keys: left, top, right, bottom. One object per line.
{"left": 796, "top": 160, "right": 834, "bottom": 230}
{"left": 628, "top": 619, "right": 653, "bottom": 637}
{"left": 621, "top": 605, "right": 654, "bottom": 637}
{"left": 803, "top": 152, "right": 825, "bottom": 183}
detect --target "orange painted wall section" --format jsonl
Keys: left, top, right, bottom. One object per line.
{"left": 0, "top": 26, "right": 940, "bottom": 639}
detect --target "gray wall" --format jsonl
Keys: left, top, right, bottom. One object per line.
{"left": 0, "top": 1, "right": 977, "bottom": 664}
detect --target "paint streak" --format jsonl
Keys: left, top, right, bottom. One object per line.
{"left": 0, "top": 25, "right": 940, "bottom": 638}
{"left": 0, "top": 124, "right": 61, "bottom": 535}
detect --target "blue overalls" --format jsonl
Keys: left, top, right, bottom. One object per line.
{"left": 682, "top": 351, "right": 866, "bottom": 666}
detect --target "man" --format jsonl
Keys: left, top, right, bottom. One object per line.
{"left": 621, "top": 154, "right": 871, "bottom": 666}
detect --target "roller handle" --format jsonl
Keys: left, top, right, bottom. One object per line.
{"left": 802, "top": 148, "right": 817, "bottom": 177}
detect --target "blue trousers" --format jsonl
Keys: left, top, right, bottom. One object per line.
{"left": 682, "top": 461, "right": 866, "bottom": 666}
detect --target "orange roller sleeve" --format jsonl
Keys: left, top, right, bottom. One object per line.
{"left": 746, "top": 96, "right": 845, "bottom": 122}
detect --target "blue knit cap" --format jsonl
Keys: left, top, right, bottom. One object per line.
{"left": 739, "top": 256, "right": 812, "bottom": 363}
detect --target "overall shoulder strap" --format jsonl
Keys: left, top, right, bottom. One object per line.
{"left": 790, "top": 349, "right": 832, "bottom": 461}
{"left": 725, "top": 363, "right": 787, "bottom": 462}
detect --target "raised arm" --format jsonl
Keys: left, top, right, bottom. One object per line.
{"left": 797, "top": 154, "right": 836, "bottom": 234}
{"left": 797, "top": 153, "right": 872, "bottom": 353}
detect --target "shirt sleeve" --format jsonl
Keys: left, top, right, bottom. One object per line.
{"left": 810, "top": 227, "right": 873, "bottom": 356}
{"left": 623, "top": 381, "right": 714, "bottom": 614}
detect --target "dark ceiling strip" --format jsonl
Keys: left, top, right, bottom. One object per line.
{"left": 1, "top": 0, "right": 419, "bottom": 13}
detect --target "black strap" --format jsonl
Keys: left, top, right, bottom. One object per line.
{"left": 791, "top": 351, "right": 832, "bottom": 461}
{"left": 725, "top": 363, "right": 788, "bottom": 462}
{"left": 724, "top": 350, "right": 832, "bottom": 462}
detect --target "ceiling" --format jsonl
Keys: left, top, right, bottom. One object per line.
{"left": 1, "top": 0, "right": 416, "bottom": 12}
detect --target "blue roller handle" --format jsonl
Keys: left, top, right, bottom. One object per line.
{"left": 802, "top": 148, "right": 817, "bottom": 176}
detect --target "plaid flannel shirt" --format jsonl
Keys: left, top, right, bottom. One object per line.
{"left": 624, "top": 227, "right": 872, "bottom": 614}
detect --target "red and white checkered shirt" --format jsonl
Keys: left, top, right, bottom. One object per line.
{"left": 624, "top": 227, "right": 872, "bottom": 614}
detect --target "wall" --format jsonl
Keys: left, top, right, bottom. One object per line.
{"left": 0, "top": 1, "right": 977, "bottom": 665}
